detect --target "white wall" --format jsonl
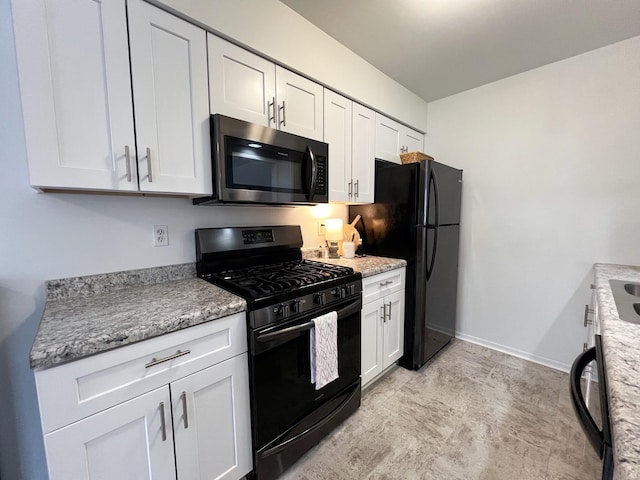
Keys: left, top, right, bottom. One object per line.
{"left": 152, "top": 0, "right": 429, "bottom": 132}
{"left": 426, "top": 36, "right": 640, "bottom": 371}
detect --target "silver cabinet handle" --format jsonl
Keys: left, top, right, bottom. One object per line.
{"left": 381, "top": 304, "right": 386, "bottom": 323}
{"left": 348, "top": 180, "right": 353, "bottom": 198}
{"left": 354, "top": 179, "right": 359, "bottom": 198}
{"left": 387, "top": 301, "right": 392, "bottom": 322}
{"left": 279, "top": 101, "right": 286, "bottom": 127}
{"left": 181, "top": 391, "right": 189, "bottom": 429}
{"left": 146, "top": 147, "right": 153, "bottom": 182}
{"left": 124, "top": 145, "right": 132, "bottom": 182}
{"left": 159, "top": 402, "right": 167, "bottom": 441}
{"left": 583, "top": 304, "right": 594, "bottom": 327}
{"left": 379, "top": 280, "right": 393, "bottom": 287}
{"left": 268, "top": 96, "right": 276, "bottom": 124}
{"left": 145, "top": 349, "right": 191, "bottom": 368}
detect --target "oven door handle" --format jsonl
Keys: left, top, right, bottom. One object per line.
{"left": 569, "top": 345, "right": 603, "bottom": 458}
{"left": 256, "top": 300, "right": 361, "bottom": 343}
{"left": 261, "top": 381, "right": 360, "bottom": 458}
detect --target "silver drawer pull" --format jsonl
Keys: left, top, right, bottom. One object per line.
{"left": 145, "top": 349, "right": 191, "bottom": 368}
{"left": 124, "top": 145, "right": 132, "bottom": 182}
{"left": 583, "top": 304, "right": 594, "bottom": 327}
{"left": 146, "top": 147, "right": 153, "bottom": 182}
{"left": 159, "top": 402, "right": 167, "bottom": 441}
{"left": 181, "top": 391, "right": 189, "bottom": 429}
{"left": 379, "top": 280, "right": 393, "bottom": 287}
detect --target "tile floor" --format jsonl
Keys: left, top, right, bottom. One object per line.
{"left": 281, "top": 339, "right": 601, "bottom": 480}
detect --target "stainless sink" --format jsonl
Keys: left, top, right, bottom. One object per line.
{"left": 624, "top": 283, "right": 640, "bottom": 297}
{"left": 609, "top": 280, "right": 640, "bottom": 323}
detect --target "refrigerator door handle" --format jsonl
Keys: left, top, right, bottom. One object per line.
{"left": 426, "top": 170, "right": 440, "bottom": 281}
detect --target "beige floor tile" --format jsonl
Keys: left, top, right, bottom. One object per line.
{"left": 280, "top": 340, "right": 598, "bottom": 480}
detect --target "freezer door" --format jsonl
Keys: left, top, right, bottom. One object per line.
{"left": 428, "top": 161, "right": 462, "bottom": 226}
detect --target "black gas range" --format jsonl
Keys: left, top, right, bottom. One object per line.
{"left": 195, "top": 225, "right": 362, "bottom": 480}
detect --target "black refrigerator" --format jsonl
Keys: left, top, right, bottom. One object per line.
{"left": 349, "top": 159, "right": 462, "bottom": 370}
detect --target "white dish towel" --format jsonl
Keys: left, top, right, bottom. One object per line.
{"left": 310, "top": 311, "right": 339, "bottom": 390}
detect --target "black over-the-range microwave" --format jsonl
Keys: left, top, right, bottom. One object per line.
{"left": 193, "top": 114, "right": 329, "bottom": 206}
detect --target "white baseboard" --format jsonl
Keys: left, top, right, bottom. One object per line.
{"left": 454, "top": 332, "right": 572, "bottom": 373}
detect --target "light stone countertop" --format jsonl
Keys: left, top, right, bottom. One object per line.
{"left": 593, "top": 263, "right": 640, "bottom": 480}
{"left": 31, "top": 265, "right": 246, "bottom": 370}
{"left": 31, "top": 255, "right": 406, "bottom": 371}
{"left": 302, "top": 250, "right": 407, "bottom": 277}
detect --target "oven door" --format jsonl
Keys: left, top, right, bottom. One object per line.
{"left": 213, "top": 114, "right": 328, "bottom": 204}
{"left": 250, "top": 296, "right": 361, "bottom": 451}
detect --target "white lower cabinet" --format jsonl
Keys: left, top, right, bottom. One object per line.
{"left": 36, "top": 315, "right": 252, "bottom": 480}
{"left": 172, "top": 355, "right": 252, "bottom": 480}
{"left": 361, "top": 268, "right": 406, "bottom": 387}
{"left": 45, "top": 386, "right": 176, "bottom": 480}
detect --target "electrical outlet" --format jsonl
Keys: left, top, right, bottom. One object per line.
{"left": 153, "top": 225, "right": 169, "bottom": 247}
{"left": 317, "top": 221, "right": 326, "bottom": 236}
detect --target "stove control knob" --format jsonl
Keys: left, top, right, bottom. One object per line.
{"left": 278, "top": 304, "right": 290, "bottom": 317}
{"left": 331, "top": 287, "right": 344, "bottom": 298}
{"left": 315, "top": 292, "right": 326, "bottom": 306}
{"left": 291, "top": 300, "right": 302, "bottom": 313}
{"left": 347, "top": 284, "right": 356, "bottom": 295}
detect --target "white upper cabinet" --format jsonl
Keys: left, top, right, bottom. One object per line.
{"left": 128, "top": 0, "right": 211, "bottom": 195}
{"left": 324, "top": 90, "right": 352, "bottom": 202}
{"left": 275, "top": 67, "right": 324, "bottom": 140}
{"left": 375, "top": 113, "right": 424, "bottom": 164}
{"left": 351, "top": 103, "right": 375, "bottom": 203}
{"left": 208, "top": 35, "right": 324, "bottom": 141}
{"left": 208, "top": 35, "right": 276, "bottom": 127}
{"left": 12, "top": 0, "right": 211, "bottom": 195}
{"left": 12, "top": 0, "right": 137, "bottom": 191}
{"left": 324, "top": 90, "right": 374, "bottom": 203}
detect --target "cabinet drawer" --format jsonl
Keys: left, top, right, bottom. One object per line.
{"left": 362, "top": 267, "right": 406, "bottom": 304}
{"left": 36, "top": 313, "right": 246, "bottom": 434}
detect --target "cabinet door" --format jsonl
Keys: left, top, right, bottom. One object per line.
{"left": 276, "top": 67, "right": 324, "bottom": 141}
{"left": 208, "top": 35, "right": 276, "bottom": 126}
{"left": 383, "top": 290, "right": 405, "bottom": 369}
{"left": 351, "top": 104, "right": 376, "bottom": 203}
{"left": 45, "top": 387, "right": 175, "bottom": 480}
{"left": 361, "top": 300, "right": 384, "bottom": 387}
{"left": 375, "top": 113, "right": 402, "bottom": 164}
{"left": 324, "top": 90, "right": 352, "bottom": 202}
{"left": 403, "top": 127, "right": 424, "bottom": 154}
{"left": 172, "top": 353, "right": 252, "bottom": 480}
{"left": 12, "top": 0, "right": 137, "bottom": 191}
{"left": 128, "top": 0, "right": 212, "bottom": 195}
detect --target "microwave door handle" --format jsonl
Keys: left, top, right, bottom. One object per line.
{"left": 305, "top": 146, "right": 318, "bottom": 201}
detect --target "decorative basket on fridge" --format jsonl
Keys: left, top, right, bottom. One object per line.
{"left": 400, "top": 151, "right": 434, "bottom": 164}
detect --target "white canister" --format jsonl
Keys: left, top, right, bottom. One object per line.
{"left": 342, "top": 241, "right": 355, "bottom": 258}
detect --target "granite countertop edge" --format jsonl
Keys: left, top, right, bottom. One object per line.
{"left": 593, "top": 263, "right": 640, "bottom": 480}
{"left": 31, "top": 256, "right": 406, "bottom": 370}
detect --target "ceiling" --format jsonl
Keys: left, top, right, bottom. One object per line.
{"left": 280, "top": 0, "right": 640, "bottom": 102}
